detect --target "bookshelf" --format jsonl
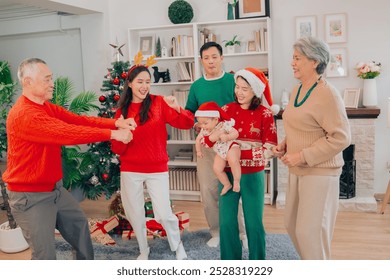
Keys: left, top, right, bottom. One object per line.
{"left": 128, "top": 17, "right": 274, "bottom": 204}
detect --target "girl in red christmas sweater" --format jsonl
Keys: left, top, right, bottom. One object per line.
{"left": 111, "top": 59, "right": 194, "bottom": 260}
{"left": 219, "top": 67, "right": 279, "bottom": 260}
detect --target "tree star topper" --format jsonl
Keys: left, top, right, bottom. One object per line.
{"left": 109, "top": 42, "right": 125, "bottom": 62}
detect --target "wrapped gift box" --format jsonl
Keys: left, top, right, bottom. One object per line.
{"left": 144, "top": 200, "right": 154, "bottom": 218}
{"left": 175, "top": 211, "right": 190, "bottom": 231}
{"left": 90, "top": 215, "right": 119, "bottom": 238}
{"left": 92, "top": 233, "right": 116, "bottom": 245}
{"left": 122, "top": 229, "right": 155, "bottom": 240}
{"left": 112, "top": 217, "right": 132, "bottom": 235}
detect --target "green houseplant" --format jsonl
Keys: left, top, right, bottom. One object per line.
{"left": 223, "top": 35, "right": 241, "bottom": 54}
{"left": 0, "top": 61, "right": 29, "bottom": 253}
{"left": 0, "top": 61, "right": 17, "bottom": 160}
{"left": 0, "top": 60, "right": 17, "bottom": 228}
{"left": 51, "top": 77, "right": 99, "bottom": 196}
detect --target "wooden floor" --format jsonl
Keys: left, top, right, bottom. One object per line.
{"left": 1, "top": 197, "right": 390, "bottom": 260}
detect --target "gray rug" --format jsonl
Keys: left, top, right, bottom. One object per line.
{"left": 55, "top": 229, "right": 300, "bottom": 260}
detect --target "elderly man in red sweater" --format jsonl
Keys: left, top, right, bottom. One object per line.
{"left": 2, "top": 58, "right": 134, "bottom": 260}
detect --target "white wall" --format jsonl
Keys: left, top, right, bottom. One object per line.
{"left": 109, "top": 0, "right": 390, "bottom": 195}
{"left": 1, "top": 0, "right": 389, "bottom": 194}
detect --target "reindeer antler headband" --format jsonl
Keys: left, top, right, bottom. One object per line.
{"left": 127, "top": 51, "right": 157, "bottom": 77}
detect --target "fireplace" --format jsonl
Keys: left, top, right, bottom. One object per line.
{"left": 275, "top": 107, "right": 380, "bottom": 212}
{"left": 339, "top": 145, "right": 356, "bottom": 199}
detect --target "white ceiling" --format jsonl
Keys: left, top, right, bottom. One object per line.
{"left": 0, "top": 1, "right": 56, "bottom": 20}
{"left": 0, "top": 0, "right": 99, "bottom": 21}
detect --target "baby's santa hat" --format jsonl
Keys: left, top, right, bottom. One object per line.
{"left": 195, "top": 101, "right": 231, "bottom": 121}
{"left": 234, "top": 67, "right": 280, "bottom": 114}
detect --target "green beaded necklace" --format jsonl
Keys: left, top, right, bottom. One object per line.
{"left": 294, "top": 76, "right": 322, "bottom": 107}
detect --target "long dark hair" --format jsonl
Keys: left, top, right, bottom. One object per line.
{"left": 234, "top": 75, "right": 261, "bottom": 110}
{"left": 118, "top": 65, "right": 152, "bottom": 125}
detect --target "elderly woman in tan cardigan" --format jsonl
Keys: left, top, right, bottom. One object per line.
{"left": 273, "top": 37, "right": 351, "bottom": 260}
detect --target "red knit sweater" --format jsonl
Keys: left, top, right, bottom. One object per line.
{"left": 3, "top": 95, "right": 116, "bottom": 192}
{"left": 111, "top": 95, "right": 194, "bottom": 173}
{"left": 223, "top": 102, "right": 278, "bottom": 174}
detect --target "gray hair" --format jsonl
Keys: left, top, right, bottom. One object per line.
{"left": 293, "top": 37, "right": 330, "bottom": 74}
{"left": 17, "top": 58, "right": 47, "bottom": 82}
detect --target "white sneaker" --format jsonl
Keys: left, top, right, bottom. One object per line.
{"left": 206, "top": 237, "right": 220, "bottom": 247}
{"left": 176, "top": 241, "right": 187, "bottom": 260}
{"left": 241, "top": 237, "right": 248, "bottom": 250}
{"left": 137, "top": 247, "right": 150, "bottom": 260}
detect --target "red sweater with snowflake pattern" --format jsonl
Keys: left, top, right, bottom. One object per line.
{"left": 2, "top": 95, "right": 116, "bottom": 192}
{"left": 111, "top": 95, "right": 194, "bottom": 173}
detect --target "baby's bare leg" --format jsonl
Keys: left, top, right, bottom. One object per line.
{"left": 227, "top": 146, "right": 241, "bottom": 192}
{"left": 213, "top": 155, "right": 232, "bottom": 195}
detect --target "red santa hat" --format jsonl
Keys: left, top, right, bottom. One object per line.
{"left": 195, "top": 101, "right": 231, "bottom": 121}
{"left": 234, "top": 67, "right": 280, "bottom": 114}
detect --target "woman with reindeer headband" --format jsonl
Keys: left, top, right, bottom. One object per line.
{"left": 219, "top": 67, "right": 279, "bottom": 260}
{"left": 111, "top": 52, "right": 194, "bottom": 260}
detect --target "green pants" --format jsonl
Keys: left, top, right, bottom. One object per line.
{"left": 219, "top": 171, "right": 266, "bottom": 260}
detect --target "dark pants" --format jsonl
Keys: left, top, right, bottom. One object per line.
{"left": 9, "top": 183, "right": 93, "bottom": 260}
{"left": 219, "top": 171, "right": 266, "bottom": 260}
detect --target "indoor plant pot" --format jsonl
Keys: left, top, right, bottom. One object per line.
{"left": 223, "top": 35, "right": 240, "bottom": 54}
{"left": 0, "top": 221, "right": 29, "bottom": 253}
{"left": 0, "top": 170, "right": 29, "bottom": 253}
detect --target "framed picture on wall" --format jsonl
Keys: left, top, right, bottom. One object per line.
{"left": 236, "top": 0, "right": 270, "bottom": 19}
{"left": 139, "top": 35, "right": 155, "bottom": 56}
{"left": 343, "top": 88, "right": 360, "bottom": 108}
{"left": 326, "top": 48, "right": 348, "bottom": 78}
{"left": 325, "top": 13, "right": 347, "bottom": 43}
{"left": 295, "top": 15, "right": 317, "bottom": 39}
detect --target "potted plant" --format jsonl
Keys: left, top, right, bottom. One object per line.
{"left": 51, "top": 76, "right": 99, "bottom": 201}
{"left": 223, "top": 35, "right": 241, "bottom": 54}
{"left": 0, "top": 61, "right": 29, "bottom": 253}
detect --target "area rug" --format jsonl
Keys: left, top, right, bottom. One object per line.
{"left": 55, "top": 229, "right": 299, "bottom": 260}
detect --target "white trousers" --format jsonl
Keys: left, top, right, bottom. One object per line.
{"left": 120, "top": 172, "right": 181, "bottom": 253}
{"left": 284, "top": 173, "right": 340, "bottom": 260}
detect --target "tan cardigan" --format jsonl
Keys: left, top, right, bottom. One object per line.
{"left": 282, "top": 79, "right": 351, "bottom": 176}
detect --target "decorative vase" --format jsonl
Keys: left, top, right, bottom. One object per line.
{"left": 362, "top": 79, "right": 378, "bottom": 107}
{"left": 0, "top": 221, "right": 29, "bottom": 253}
{"left": 227, "top": 3, "right": 235, "bottom": 20}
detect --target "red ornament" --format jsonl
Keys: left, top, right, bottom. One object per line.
{"left": 99, "top": 95, "right": 106, "bottom": 102}
{"left": 102, "top": 173, "right": 109, "bottom": 181}
{"left": 113, "top": 94, "right": 120, "bottom": 102}
{"left": 113, "top": 77, "right": 120, "bottom": 85}
{"left": 121, "top": 72, "right": 127, "bottom": 79}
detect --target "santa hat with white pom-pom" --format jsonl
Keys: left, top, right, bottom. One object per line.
{"left": 234, "top": 67, "right": 280, "bottom": 115}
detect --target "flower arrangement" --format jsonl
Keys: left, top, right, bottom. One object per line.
{"left": 355, "top": 61, "right": 381, "bottom": 79}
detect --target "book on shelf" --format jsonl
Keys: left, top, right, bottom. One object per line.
{"left": 171, "top": 35, "right": 194, "bottom": 57}
{"left": 253, "top": 27, "right": 268, "bottom": 52}
{"left": 176, "top": 61, "right": 194, "bottom": 82}
{"left": 169, "top": 167, "right": 199, "bottom": 191}
{"left": 199, "top": 28, "right": 217, "bottom": 46}
{"left": 174, "top": 148, "right": 193, "bottom": 161}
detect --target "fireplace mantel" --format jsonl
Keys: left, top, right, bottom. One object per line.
{"left": 276, "top": 107, "right": 381, "bottom": 119}
{"left": 274, "top": 107, "right": 381, "bottom": 212}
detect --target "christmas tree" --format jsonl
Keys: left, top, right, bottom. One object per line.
{"left": 77, "top": 59, "right": 130, "bottom": 200}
